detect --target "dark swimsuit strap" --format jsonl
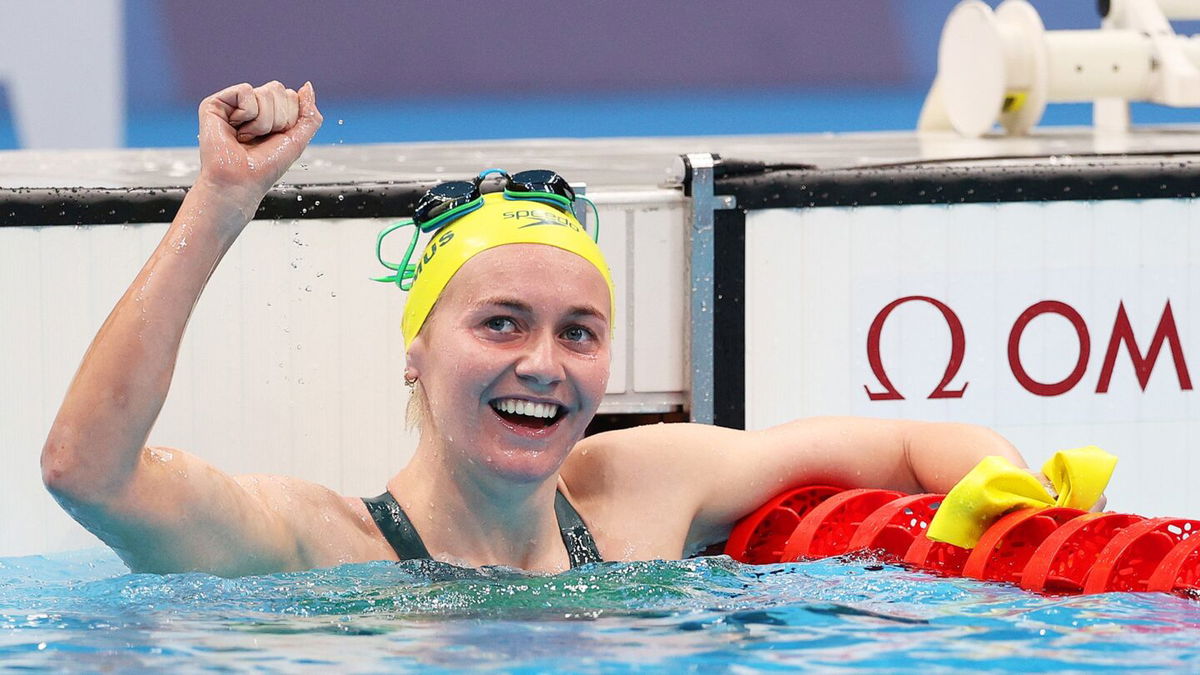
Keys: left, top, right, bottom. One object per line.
{"left": 553, "top": 490, "right": 604, "bottom": 567}
{"left": 362, "top": 489, "right": 603, "bottom": 568}
{"left": 361, "top": 491, "right": 432, "bottom": 561}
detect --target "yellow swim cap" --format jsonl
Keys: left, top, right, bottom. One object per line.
{"left": 400, "top": 192, "right": 614, "bottom": 348}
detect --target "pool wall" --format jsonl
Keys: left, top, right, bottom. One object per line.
{"left": 0, "top": 147, "right": 687, "bottom": 556}
{"left": 739, "top": 199, "right": 1200, "bottom": 517}
{"left": 708, "top": 153, "right": 1200, "bottom": 521}
{"left": 6, "top": 131, "right": 1200, "bottom": 557}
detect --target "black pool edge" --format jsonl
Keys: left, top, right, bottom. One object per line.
{"left": 713, "top": 207, "right": 746, "bottom": 431}
{"left": 0, "top": 182, "right": 431, "bottom": 227}
{"left": 716, "top": 160, "right": 1200, "bottom": 210}
{"left": 5, "top": 155, "right": 1200, "bottom": 227}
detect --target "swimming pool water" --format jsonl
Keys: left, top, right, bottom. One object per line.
{"left": 2, "top": 549, "right": 1198, "bottom": 672}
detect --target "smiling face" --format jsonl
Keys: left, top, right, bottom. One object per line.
{"left": 405, "top": 244, "right": 612, "bottom": 484}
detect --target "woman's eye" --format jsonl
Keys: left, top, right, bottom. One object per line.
{"left": 485, "top": 317, "right": 516, "bottom": 333}
{"left": 562, "top": 325, "right": 595, "bottom": 343}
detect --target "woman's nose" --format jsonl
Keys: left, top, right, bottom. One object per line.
{"left": 514, "top": 332, "right": 564, "bottom": 387}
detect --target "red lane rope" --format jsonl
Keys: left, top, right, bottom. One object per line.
{"left": 781, "top": 489, "right": 905, "bottom": 560}
{"left": 847, "top": 493, "right": 944, "bottom": 559}
{"left": 725, "top": 486, "right": 1199, "bottom": 597}
{"left": 1020, "top": 512, "right": 1143, "bottom": 593}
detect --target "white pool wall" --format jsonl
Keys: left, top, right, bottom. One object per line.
{"left": 1, "top": 192, "right": 687, "bottom": 557}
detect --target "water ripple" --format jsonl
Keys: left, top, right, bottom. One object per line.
{"left": 1, "top": 549, "right": 1198, "bottom": 672}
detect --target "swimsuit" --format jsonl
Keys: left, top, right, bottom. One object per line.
{"left": 362, "top": 489, "right": 603, "bottom": 568}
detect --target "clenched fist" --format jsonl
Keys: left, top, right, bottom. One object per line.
{"left": 196, "top": 80, "right": 323, "bottom": 200}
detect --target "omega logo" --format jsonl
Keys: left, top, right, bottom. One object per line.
{"left": 865, "top": 296, "right": 1193, "bottom": 401}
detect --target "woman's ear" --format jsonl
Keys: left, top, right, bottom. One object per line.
{"left": 404, "top": 335, "right": 426, "bottom": 381}
{"left": 403, "top": 352, "right": 420, "bottom": 384}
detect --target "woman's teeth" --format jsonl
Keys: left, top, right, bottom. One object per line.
{"left": 492, "top": 398, "right": 560, "bottom": 419}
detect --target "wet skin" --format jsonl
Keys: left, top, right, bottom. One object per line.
{"left": 405, "top": 244, "right": 613, "bottom": 487}
{"left": 42, "top": 79, "right": 1045, "bottom": 578}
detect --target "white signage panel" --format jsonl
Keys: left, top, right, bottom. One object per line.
{"left": 746, "top": 199, "right": 1199, "bottom": 517}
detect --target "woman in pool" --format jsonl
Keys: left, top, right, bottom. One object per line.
{"left": 42, "top": 81, "right": 1033, "bottom": 577}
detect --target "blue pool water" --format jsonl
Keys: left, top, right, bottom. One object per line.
{"left": 2, "top": 549, "right": 1198, "bottom": 672}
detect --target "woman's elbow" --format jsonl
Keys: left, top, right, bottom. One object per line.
{"left": 42, "top": 431, "right": 79, "bottom": 495}
{"left": 960, "top": 422, "right": 1024, "bottom": 466}
{"left": 40, "top": 428, "right": 100, "bottom": 501}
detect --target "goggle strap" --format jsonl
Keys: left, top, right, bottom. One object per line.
{"left": 419, "top": 199, "right": 484, "bottom": 233}
{"left": 374, "top": 220, "right": 411, "bottom": 271}
{"left": 503, "top": 190, "right": 574, "bottom": 209}
{"left": 577, "top": 195, "right": 601, "bottom": 243}
{"left": 395, "top": 223, "right": 422, "bottom": 290}
{"left": 372, "top": 218, "right": 421, "bottom": 289}
{"left": 476, "top": 168, "right": 510, "bottom": 182}
{"left": 370, "top": 268, "right": 417, "bottom": 286}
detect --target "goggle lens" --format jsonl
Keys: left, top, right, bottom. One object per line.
{"left": 413, "top": 180, "right": 480, "bottom": 229}
{"left": 509, "top": 169, "right": 576, "bottom": 202}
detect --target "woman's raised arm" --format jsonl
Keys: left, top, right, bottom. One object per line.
{"left": 41, "top": 82, "right": 329, "bottom": 576}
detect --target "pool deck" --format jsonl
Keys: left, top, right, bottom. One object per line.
{"left": 3, "top": 127, "right": 1200, "bottom": 192}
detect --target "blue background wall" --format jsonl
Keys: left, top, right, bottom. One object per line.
{"left": 1, "top": 0, "right": 1196, "bottom": 149}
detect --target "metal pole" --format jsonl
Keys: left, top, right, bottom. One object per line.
{"left": 686, "top": 154, "right": 716, "bottom": 423}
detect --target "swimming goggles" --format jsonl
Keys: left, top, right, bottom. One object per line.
{"left": 372, "top": 168, "right": 599, "bottom": 290}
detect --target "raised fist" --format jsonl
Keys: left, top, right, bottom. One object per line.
{"left": 196, "top": 80, "right": 323, "bottom": 199}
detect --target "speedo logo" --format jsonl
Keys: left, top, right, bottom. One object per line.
{"left": 503, "top": 208, "right": 582, "bottom": 232}
{"left": 411, "top": 230, "right": 455, "bottom": 281}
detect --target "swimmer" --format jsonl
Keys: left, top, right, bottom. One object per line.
{"left": 43, "top": 81, "right": 1041, "bottom": 576}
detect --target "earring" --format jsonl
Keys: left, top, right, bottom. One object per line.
{"left": 404, "top": 373, "right": 418, "bottom": 389}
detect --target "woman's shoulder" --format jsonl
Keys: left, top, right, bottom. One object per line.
{"left": 565, "top": 422, "right": 690, "bottom": 469}
{"left": 561, "top": 422, "right": 758, "bottom": 555}
{"left": 562, "top": 422, "right": 750, "bottom": 494}
{"left": 232, "top": 473, "right": 396, "bottom": 565}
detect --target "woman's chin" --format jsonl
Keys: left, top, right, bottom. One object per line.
{"left": 474, "top": 444, "right": 572, "bottom": 485}
{"left": 492, "top": 466, "right": 558, "bottom": 485}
